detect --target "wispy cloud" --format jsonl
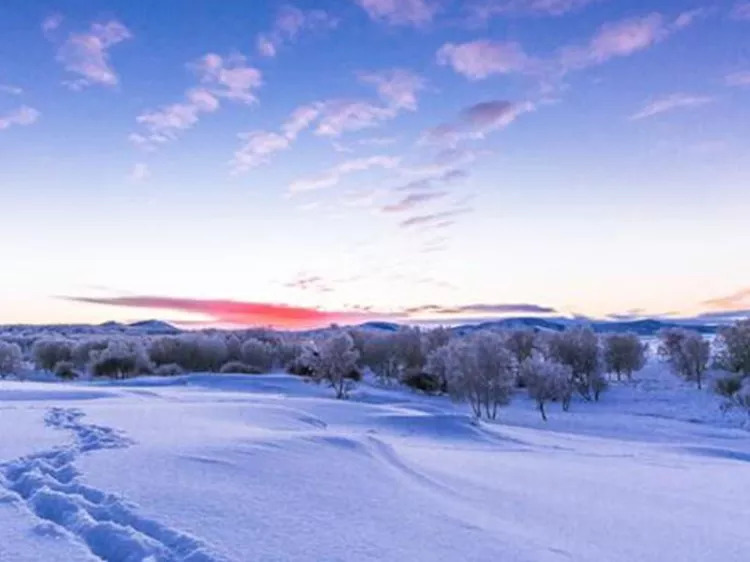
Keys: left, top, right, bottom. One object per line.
{"left": 466, "top": 0, "right": 598, "bottom": 21}
{"left": 256, "top": 5, "right": 338, "bottom": 57}
{"left": 284, "top": 275, "right": 334, "bottom": 293}
{"left": 353, "top": 0, "right": 442, "bottom": 27}
{"left": 41, "top": 13, "right": 63, "bottom": 35}
{"left": 405, "top": 302, "right": 557, "bottom": 315}
{"left": 382, "top": 191, "right": 448, "bottom": 213}
{"left": 731, "top": 2, "right": 750, "bottom": 20}
{"left": 559, "top": 12, "right": 700, "bottom": 71}
{"left": 423, "top": 99, "right": 535, "bottom": 145}
{"left": 51, "top": 20, "right": 132, "bottom": 90}
{"left": 400, "top": 207, "right": 471, "bottom": 228}
{"left": 132, "top": 54, "right": 261, "bottom": 149}
{"left": 702, "top": 287, "right": 750, "bottom": 311}
{"left": 359, "top": 68, "right": 426, "bottom": 110}
{"left": 0, "top": 84, "right": 23, "bottom": 95}
{"left": 725, "top": 70, "right": 750, "bottom": 87}
{"left": 437, "top": 40, "right": 534, "bottom": 80}
{"left": 0, "top": 106, "right": 40, "bottom": 131}
{"left": 630, "top": 93, "right": 714, "bottom": 120}
{"left": 289, "top": 155, "right": 400, "bottom": 193}
{"left": 129, "top": 163, "right": 150, "bottom": 182}
{"left": 232, "top": 131, "right": 291, "bottom": 172}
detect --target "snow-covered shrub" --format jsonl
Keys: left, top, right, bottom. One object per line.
{"left": 357, "top": 328, "right": 426, "bottom": 384}
{"left": 445, "top": 332, "right": 515, "bottom": 420}
{"left": 89, "top": 340, "right": 153, "bottom": 379}
{"left": 547, "top": 327, "right": 606, "bottom": 401}
{"left": 424, "top": 344, "right": 451, "bottom": 392}
{"left": 32, "top": 338, "right": 74, "bottom": 371}
{"left": 658, "top": 329, "right": 710, "bottom": 389}
{"left": 0, "top": 341, "right": 23, "bottom": 377}
{"left": 401, "top": 369, "right": 443, "bottom": 394}
{"left": 154, "top": 363, "right": 185, "bottom": 376}
{"left": 148, "top": 334, "right": 229, "bottom": 372}
{"left": 520, "top": 355, "right": 573, "bottom": 421}
{"left": 306, "top": 332, "right": 360, "bottom": 399}
{"left": 714, "top": 319, "right": 750, "bottom": 376}
{"left": 505, "top": 329, "right": 537, "bottom": 372}
{"left": 72, "top": 339, "right": 110, "bottom": 369}
{"left": 240, "top": 338, "right": 275, "bottom": 372}
{"left": 53, "top": 360, "right": 79, "bottom": 380}
{"left": 219, "top": 361, "right": 263, "bottom": 374}
{"left": 603, "top": 333, "right": 647, "bottom": 381}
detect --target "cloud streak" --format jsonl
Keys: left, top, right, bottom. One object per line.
{"left": 0, "top": 106, "right": 40, "bottom": 131}
{"left": 289, "top": 155, "right": 400, "bottom": 193}
{"left": 630, "top": 93, "right": 714, "bottom": 120}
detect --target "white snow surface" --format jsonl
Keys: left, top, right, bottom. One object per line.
{"left": 1, "top": 363, "right": 749, "bottom": 561}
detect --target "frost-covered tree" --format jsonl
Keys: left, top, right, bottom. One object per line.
{"left": 360, "top": 333, "right": 401, "bottom": 383}
{"left": 307, "top": 332, "right": 360, "bottom": 399}
{"left": 240, "top": 338, "right": 275, "bottom": 372}
{"left": 0, "top": 341, "right": 23, "bottom": 378}
{"left": 603, "top": 333, "right": 648, "bottom": 381}
{"left": 148, "top": 334, "right": 228, "bottom": 372}
{"left": 505, "top": 329, "right": 537, "bottom": 368}
{"left": 53, "top": 360, "right": 79, "bottom": 380}
{"left": 547, "top": 327, "right": 606, "bottom": 402}
{"left": 32, "top": 338, "right": 74, "bottom": 371}
{"left": 520, "top": 355, "right": 572, "bottom": 421}
{"left": 89, "top": 339, "right": 153, "bottom": 379}
{"left": 72, "top": 339, "right": 110, "bottom": 369}
{"left": 422, "top": 326, "right": 452, "bottom": 356}
{"left": 658, "top": 328, "right": 710, "bottom": 389}
{"left": 445, "top": 332, "right": 515, "bottom": 420}
{"left": 714, "top": 319, "right": 750, "bottom": 377}
{"left": 424, "top": 344, "right": 451, "bottom": 392}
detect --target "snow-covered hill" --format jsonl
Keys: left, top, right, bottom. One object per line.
{"left": 1, "top": 363, "right": 748, "bottom": 561}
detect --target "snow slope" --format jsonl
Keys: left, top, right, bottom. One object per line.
{"left": 1, "top": 364, "right": 748, "bottom": 561}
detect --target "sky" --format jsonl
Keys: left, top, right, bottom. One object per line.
{"left": 1, "top": 0, "right": 749, "bottom": 329}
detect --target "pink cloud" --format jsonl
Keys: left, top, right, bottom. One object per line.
{"left": 359, "top": 68, "right": 426, "bottom": 110}
{"left": 53, "top": 20, "right": 132, "bottom": 89}
{"left": 256, "top": 6, "right": 338, "bottom": 57}
{"left": 0, "top": 106, "right": 40, "bottom": 130}
{"left": 231, "top": 131, "right": 291, "bottom": 172}
{"left": 192, "top": 53, "right": 263, "bottom": 104}
{"left": 726, "top": 70, "right": 750, "bottom": 87}
{"left": 289, "top": 155, "right": 400, "bottom": 193}
{"left": 437, "top": 40, "right": 532, "bottom": 80}
{"left": 65, "top": 295, "right": 370, "bottom": 329}
{"left": 354, "top": 0, "right": 442, "bottom": 26}
{"left": 467, "top": 0, "right": 598, "bottom": 21}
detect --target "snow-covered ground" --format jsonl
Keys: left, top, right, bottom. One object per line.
{"left": 1, "top": 362, "right": 748, "bottom": 561}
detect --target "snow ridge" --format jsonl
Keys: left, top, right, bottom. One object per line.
{"left": 0, "top": 408, "right": 225, "bottom": 562}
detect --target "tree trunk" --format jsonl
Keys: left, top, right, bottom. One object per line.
{"left": 539, "top": 401, "right": 547, "bottom": 421}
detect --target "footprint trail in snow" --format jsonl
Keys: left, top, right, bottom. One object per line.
{"left": 0, "top": 408, "right": 226, "bottom": 562}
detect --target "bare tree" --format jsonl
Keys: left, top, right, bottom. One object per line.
{"left": 603, "top": 333, "right": 647, "bottom": 381}
{"left": 520, "top": 355, "right": 573, "bottom": 421}
{"left": 307, "top": 332, "right": 360, "bottom": 399}
{"left": 445, "top": 333, "right": 515, "bottom": 420}
{"left": 658, "top": 328, "right": 710, "bottom": 389}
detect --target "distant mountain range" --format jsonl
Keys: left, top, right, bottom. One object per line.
{"left": 0, "top": 317, "right": 720, "bottom": 337}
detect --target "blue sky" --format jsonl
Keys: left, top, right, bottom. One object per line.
{"left": 1, "top": 0, "right": 749, "bottom": 327}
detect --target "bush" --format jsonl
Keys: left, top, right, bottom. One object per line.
{"left": 240, "top": 338, "right": 275, "bottom": 372}
{"left": 154, "top": 363, "right": 185, "bottom": 376}
{"left": 401, "top": 370, "right": 443, "bottom": 394}
{"left": 219, "top": 361, "right": 263, "bottom": 374}
{"left": 89, "top": 340, "right": 152, "bottom": 379}
{"left": 32, "top": 338, "right": 73, "bottom": 371}
{"left": 53, "top": 360, "right": 79, "bottom": 380}
{"left": 148, "top": 334, "right": 228, "bottom": 372}
{"left": 520, "top": 355, "right": 573, "bottom": 421}
{"left": 603, "top": 333, "right": 647, "bottom": 381}
{"left": 71, "top": 339, "right": 110, "bottom": 369}
{"left": 0, "top": 341, "right": 23, "bottom": 378}
{"left": 658, "top": 328, "right": 710, "bottom": 389}
{"left": 505, "top": 329, "right": 537, "bottom": 375}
